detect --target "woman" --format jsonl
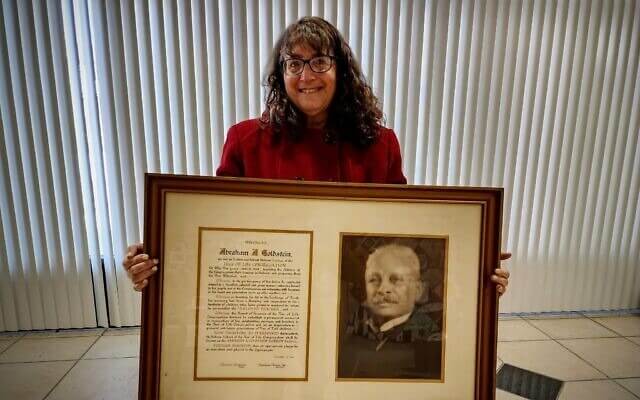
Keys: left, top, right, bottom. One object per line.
{"left": 122, "top": 17, "right": 510, "bottom": 293}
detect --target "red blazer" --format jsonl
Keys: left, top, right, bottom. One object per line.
{"left": 216, "top": 119, "right": 407, "bottom": 184}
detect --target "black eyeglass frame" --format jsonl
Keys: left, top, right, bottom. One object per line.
{"left": 281, "top": 55, "right": 335, "bottom": 76}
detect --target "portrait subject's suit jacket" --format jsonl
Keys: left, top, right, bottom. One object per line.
{"left": 337, "top": 306, "right": 441, "bottom": 379}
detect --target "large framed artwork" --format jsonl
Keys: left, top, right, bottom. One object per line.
{"left": 139, "top": 174, "right": 503, "bottom": 399}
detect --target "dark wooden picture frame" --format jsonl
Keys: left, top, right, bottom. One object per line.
{"left": 139, "top": 174, "right": 503, "bottom": 400}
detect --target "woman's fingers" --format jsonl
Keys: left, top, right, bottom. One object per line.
{"left": 122, "top": 242, "right": 155, "bottom": 291}
{"left": 122, "top": 244, "right": 144, "bottom": 270}
{"left": 500, "top": 252, "right": 512, "bottom": 261}
{"left": 491, "top": 274, "right": 508, "bottom": 288}
{"left": 125, "top": 243, "right": 144, "bottom": 259}
{"left": 494, "top": 268, "right": 510, "bottom": 279}
{"left": 131, "top": 264, "right": 158, "bottom": 285}
{"left": 133, "top": 279, "right": 149, "bottom": 292}
{"left": 492, "top": 269, "right": 509, "bottom": 296}
{"left": 127, "top": 257, "right": 157, "bottom": 275}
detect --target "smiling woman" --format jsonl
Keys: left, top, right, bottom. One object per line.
{"left": 282, "top": 48, "right": 337, "bottom": 128}
{"left": 122, "top": 16, "right": 509, "bottom": 297}
{"left": 209, "top": 16, "right": 408, "bottom": 184}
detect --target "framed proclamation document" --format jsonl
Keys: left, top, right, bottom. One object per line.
{"left": 139, "top": 174, "right": 503, "bottom": 400}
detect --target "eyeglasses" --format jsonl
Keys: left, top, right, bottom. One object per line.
{"left": 282, "top": 55, "right": 334, "bottom": 75}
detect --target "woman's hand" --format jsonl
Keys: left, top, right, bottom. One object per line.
{"left": 121, "top": 242, "right": 159, "bottom": 291}
{"left": 491, "top": 252, "right": 511, "bottom": 297}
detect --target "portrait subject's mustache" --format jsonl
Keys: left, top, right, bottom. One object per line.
{"left": 373, "top": 295, "right": 398, "bottom": 304}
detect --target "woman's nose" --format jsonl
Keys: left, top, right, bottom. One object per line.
{"left": 299, "top": 64, "right": 315, "bottom": 80}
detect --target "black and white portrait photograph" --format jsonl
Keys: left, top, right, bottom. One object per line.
{"left": 337, "top": 234, "right": 447, "bottom": 380}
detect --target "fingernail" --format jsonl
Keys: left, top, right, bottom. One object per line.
{"left": 153, "top": 259, "right": 159, "bottom": 264}
{"left": 152, "top": 267, "right": 158, "bottom": 272}
{"left": 143, "top": 279, "right": 148, "bottom": 285}
{"left": 142, "top": 254, "right": 149, "bottom": 260}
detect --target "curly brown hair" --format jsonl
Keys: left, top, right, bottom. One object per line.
{"left": 261, "top": 17, "right": 384, "bottom": 148}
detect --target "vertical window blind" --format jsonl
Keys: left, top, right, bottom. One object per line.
{"left": 0, "top": 0, "right": 638, "bottom": 330}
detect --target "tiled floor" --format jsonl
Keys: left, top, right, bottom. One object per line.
{"left": 0, "top": 314, "right": 638, "bottom": 399}
{"left": 496, "top": 314, "right": 640, "bottom": 400}
{"left": 0, "top": 328, "right": 139, "bottom": 400}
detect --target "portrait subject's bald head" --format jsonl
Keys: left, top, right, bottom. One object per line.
{"left": 364, "top": 244, "right": 424, "bottom": 324}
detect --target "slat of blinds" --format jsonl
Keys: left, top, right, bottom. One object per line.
{"left": 436, "top": 0, "right": 460, "bottom": 187}
{"left": 86, "top": 0, "right": 126, "bottom": 326}
{"left": 192, "top": 0, "right": 212, "bottom": 175}
{"left": 0, "top": 197, "right": 13, "bottom": 331}
{"left": 134, "top": 0, "right": 160, "bottom": 175}
{"left": 205, "top": 0, "right": 224, "bottom": 164}
{"left": 446, "top": 0, "right": 473, "bottom": 185}
{"left": 573, "top": 1, "right": 613, "bottom": 310}
{"left": 424, "top": 0, "right": 447, "bottom": 185}
{"left": 218, "top": 0, "right": 235, "bottom": 138}
{"left": 61, "top": 0, "right": 107, "bottom": 327}
{"left": 469, "top": 0, "right": 496, "bottom": 187}
{"left": 370, "top": 0, "right": 386, "bottom": 99}
{"left": 556, "top": 0, "right": 599, "bottom": 311}
{"left": 246, "top": 0, "right": 260, "bottom": 119}
{"left": 382, "top": 0, "right": 399, "bottom": 130}
{"left": 32, "top": 0, "right": 72, "bottom": 328}
{"left": 8, "top": 0, "right": 49, "bottom": 329}
{"left": 40, "top": 0, "right": 95, "bottom": 327}
{"left": 259, "top": 0, "right": 272, "bottom": 109}
{"left": 72, "top": 0, "right": 113, "bottom": 327}
{"left": 613, "top": 5, "right": 640, "bottom": 308}
{"left": 110, "top": 1, "right": 141, "bottom": 325}
{"left": 590, "top": 0, "right": 632, "bottom": 309}
{"left": 161, "top": 1, "right": 184, "bottom": 174}
{"left": 528, "top": 1, "right": 564, "bottom": 312}
{"left": 177, "top": 0, "right": 197, "bottom": 175}
{"left": 401, "top": 0, "right": 425, "bottom": 184}
{"left": 149, "top": 0, "right": 171, "bottom": 172}
{"left": 25, "top": 0, "right": 70, "bottom": 329}
{"left": 232, "top": 0, "right": 249, "bottom": 122}
{"left": 359, "top": 0, "right": 373, "bottom": 82}
{"left": 0, "top": 85, "right": 20, "bottom": 331}
{"left": 120, "top": 0, "right": 146, "bottom": 241}
{"left": 312, "top": 0, "right": 322, "bottom": 17}
{"left": 299, "top": 0, "right": 311, "bottom": 18}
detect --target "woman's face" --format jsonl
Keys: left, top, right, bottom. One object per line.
{"left": 283, "top": 44, "right": 337, "bottom": 128}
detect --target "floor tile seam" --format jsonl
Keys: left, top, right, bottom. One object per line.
{"left": 510, "top": 318, "right": 552, "bottom": 340}
{"left": 499, "top": 334, "right": 621, "bottom": 342}
{"left": 549, "top": 336, "right": 613, "bottom": 380}
{"left": 520, "top": 318, "right": 614, "bottom": 380}
{"left": 582, "top": 314, "right": 632, "bottom": 336}
{"left": 520, "top": 317, "right": 617, "bottom": 342}
{"left": 526, "top": 316, "right": 625, "bottom": 338}
{"left": 0, "top": 337, "right": 21, "bottom": 357}
{"left": 19, "top": 335, "right": 105, "bottom": 341}
{"left": 102, "top": 333, "right": 141, "bottom": 337}
{"left": 615, "top": 378, "right": 640, "bottom": 400}
{"left": 82, "top": 355, "right": 139, "bottom": 360}
{"left": 42, "top": 330, "right": 105, "bottom": 400}
{"left": 612, "top": 379, "right": 640, "bottom": 400}
{"left": 0, "top": 334, "right": 105, "bottom": 363}
{"left": 563, "top": 377, "right": 640, "bottom": 382}
{"left": 23, "top": 334, "right": 105, "bottom": 339}
{"left": 0, "top": 359, "right": 80, "bottom": 366}
{"left": 623, "top": 336, "right": 640, "bottom": 348}
{"left": 21, "top": 328, "right": 106, "bottom": 338}
{"left": 80, "top": 331, "right": 140, "bottom": 360}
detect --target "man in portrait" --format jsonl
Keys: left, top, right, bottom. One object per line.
{"left": 337, "top": 242, "right": 442, "bottom": 380}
